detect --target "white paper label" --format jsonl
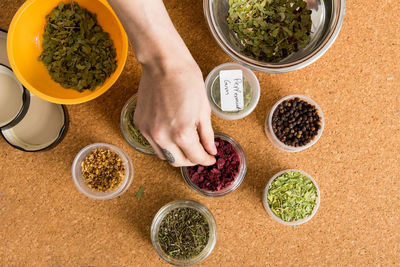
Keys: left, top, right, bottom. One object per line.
{"left": 219, "top": 70, "right": 244, "bottom": 112}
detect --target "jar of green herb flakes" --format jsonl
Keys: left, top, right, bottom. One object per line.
{"left": 205, "top": 63, "right": 260, "bottom": 120}
{"left": 263, "top": 169, "right": 320, "bottom": 226}
{"left": 120, "top": 94, "right": 155, "bottom": 155}
{"left": 151, "top": 200, "right": 217, "bottom": 266}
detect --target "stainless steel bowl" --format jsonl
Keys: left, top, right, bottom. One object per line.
{"left": 204, "top": 0, "right": 345, "bottom": 73}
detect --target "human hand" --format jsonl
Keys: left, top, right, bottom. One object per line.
{"left": 134, "top": 58, "right": 217, "bottom": 167}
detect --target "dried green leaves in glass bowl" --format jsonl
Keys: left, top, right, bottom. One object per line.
{"left": 264, "top": 170, "right": 320, "bottom": 225}
{"left": 39, "top": 1, "right": 117, "bottom": 92}
{"left": 227, "top": 0, "right": 312, "bottom": 62}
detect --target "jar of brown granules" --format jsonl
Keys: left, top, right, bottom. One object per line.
{"left": 265, "top": 95, "right": 325, "bottom": 152}
{"left": 71, "top": 143, "right": 133, "bottom": 199}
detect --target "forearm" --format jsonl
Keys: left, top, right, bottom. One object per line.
{"left": 107, "top": 0, "right": 192, "bottom": 67}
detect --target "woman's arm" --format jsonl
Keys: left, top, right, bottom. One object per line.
{"left": 108, "top": 0, "right": 216, "bottom": 166}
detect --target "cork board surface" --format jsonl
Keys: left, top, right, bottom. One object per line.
{"left": 0, "top": 0, "right": 399, "bottom": 266}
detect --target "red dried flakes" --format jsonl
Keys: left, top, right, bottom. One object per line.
{"left": 187, "top": 137, "right": 240, "bottom": 192}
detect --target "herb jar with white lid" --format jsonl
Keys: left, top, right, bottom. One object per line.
{"left": 265, "top": 94, "right": 324, "bottom": 152}
{"left": 151, "top": 200, "right": 217, "bottom": 266}
{"left": 181, "top": 132, "right": 247, "bottom": 197}
{"left": 205, "top": 63, "right": 260, "bottom": 120}
{"left": 120, "top": 94, "right": 155, "bottom": 155}
{"left": 263, "top": 169, "right": 320, "bottom": 226}
{"left": 71, "top": 143, "right": 134, "bottom": 200}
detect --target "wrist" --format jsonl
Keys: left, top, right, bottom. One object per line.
{"left": 138, "top": 40, "right": 197, "bottom": 75}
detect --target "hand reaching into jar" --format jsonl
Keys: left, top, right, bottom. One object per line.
{"left": 108, "top": 0, "right": 217, "bottom": 167}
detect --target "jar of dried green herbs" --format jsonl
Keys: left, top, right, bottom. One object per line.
{"left": 263, "top": 169, "right": 320, "bottom": 226}
{"left": 151, "top": 200, "right": 217, "bottom": 266}
{"left": 120, "top": 94, "right": 155, "bottom": 155}
{"left": 205, "top": 63, "right": 260, "bottom": 120}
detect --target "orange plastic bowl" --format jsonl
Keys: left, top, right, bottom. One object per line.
{"left": 7, "top": 0, "right": 128, "bottom": 104}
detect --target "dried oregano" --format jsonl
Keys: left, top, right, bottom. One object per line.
{"left": 227, "top": 0, "right": 312, "bottom": 62}
{"left": 39, "top": 1, "right": 117, "bottom": 91}
{"left": 267, "top": 171, "right": 317, "bottom": 222}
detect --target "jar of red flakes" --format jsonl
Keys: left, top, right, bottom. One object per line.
{"left": 180, "top": 132, "right": 247, "bottom": 197}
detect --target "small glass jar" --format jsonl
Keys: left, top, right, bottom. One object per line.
{"left": 205, "top": 63, "right": 260, "bottom": 120}
{"left": 120, "top": 94, "right": 155, "bottom": 155}
{"left": 265, "top": 94, "right": 325, "bottom": 152}
{"left": 71, "top": 143, "right": 134, "bottom": 200}
{"left": 150, "top": 200, "right": 217, "bottom": 266}
{"left": 181, "top": 132, "right": 247, "bottom": 197}
{"left": 263, "top": 169, "right": 321, "bottom": 226}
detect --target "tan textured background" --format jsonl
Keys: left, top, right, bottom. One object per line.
{"left": 1, "top": 0, "right": 399, "bottom": 266}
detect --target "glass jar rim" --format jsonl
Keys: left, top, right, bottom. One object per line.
{"left": 263, "top": 169, "right": 321, "bottom": 226}
{"left": 150, "top": 199, "right": 217, "bottom": 266}
{"left": 71, "top": 143, "right": 134, "bottom": 200}
{"left": 265, "top": 94, "right": 325, "bottom": 152}
{"left": 181, "top": 132, "right": 247, "bottom": 197}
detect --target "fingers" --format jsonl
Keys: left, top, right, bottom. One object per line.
{"left": 140, "top": 125, "right": 196, "bottom": 167}
{"left": 139, "top": 131, "right": 166, "bottom": 160}
{"left": 160, "top": 146, "right": 196, "bottom": 167}
{"left": 198, "top": 117, "right": 217, "bottom": 156}
{"left": 172, "top": 127, "right": 216, "bottom": 166}
{"left": 134, "top": 111, "right": 215, "bottom": 167}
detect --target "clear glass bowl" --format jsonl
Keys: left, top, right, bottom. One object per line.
{"left": 263, "top": 169, "right": 321, "bottom": 226}
{"left": 71, "top": 143, "right": 134, "bottom": 200}
{"left": 150, "top": 200, "right": 217, "bottom": 266}
{"left": 205, "top": 63, "right": 260, "bottom": 120}
{"left": 181, "top": 132, "right": 247, "bottom": 197}
{"left": 120, "top": 94, "right": 155, "bottom": 155}
{"left": 204, "top": 0, "right": 346, "bottom": 73}
{"left": 265, "top": 94, "right": 324, "bottom": 152}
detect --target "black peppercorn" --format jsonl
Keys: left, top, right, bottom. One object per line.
{"left": 271, "top": 97, "right": 321, "bottom": 146}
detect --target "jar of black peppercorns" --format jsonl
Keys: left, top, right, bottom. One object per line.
{"left": 265, "top": 95, "right": 324, "bottom": 152}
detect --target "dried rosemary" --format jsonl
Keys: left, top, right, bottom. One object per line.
{"left": 81, "top": 149, "right": 125, "bottom": 192}
{"left": 158, "top": 207, "right": 209, "bottom": 260}
{"left": 39, "top": 1, "right": 117, "bottom": 91}
{"left": 227, "top": 0, "right": 312, "bottom": 62}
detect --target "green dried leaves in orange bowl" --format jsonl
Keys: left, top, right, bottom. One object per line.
{"left": 39, "top": 1, "right": 117, "bottom": 92}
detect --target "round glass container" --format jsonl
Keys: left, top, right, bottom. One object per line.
{"left": 120, "top": 94, "right": 155, "bottom": 155}
{"left": 181, "top": 132, "right": 247, "bottom": 197}
{"left": 265, "top": 94, "right": 324, "bottom": 152}
{"left": 263, "top": 169, "right": 321, "bottom": 226}
{"left": 151, "top": 200, "right": 217, "bottom": 266}
{"left": 205, "top": 63, "right": 260, "bottom": 120}
{"left": 71, "top": 143, "right": 134, "bottom": 200}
